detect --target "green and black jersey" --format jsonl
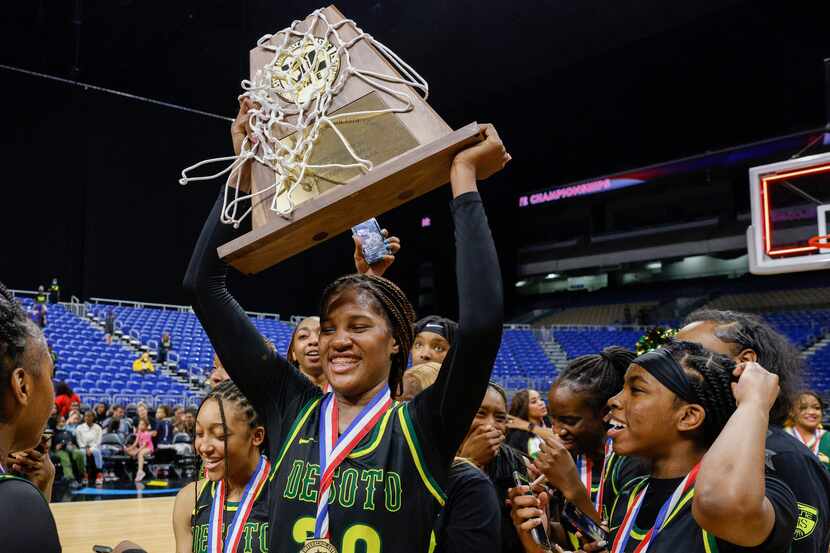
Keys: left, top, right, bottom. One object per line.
{"left": 186, "top": 191, "right": 504, "bottom": 553}
{"left": 607, "top": 472, "right": 796, "bottom": 553}
{"left": 191, "top": 478, "right": 270, "bottom": 553}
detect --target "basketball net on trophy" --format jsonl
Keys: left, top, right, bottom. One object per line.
{"left": 179, "top": 8, "right": 429, "bottom": 227}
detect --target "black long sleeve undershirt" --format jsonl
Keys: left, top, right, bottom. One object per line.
{"left": 183, "top": 189, "right": 503, "bottom": 479}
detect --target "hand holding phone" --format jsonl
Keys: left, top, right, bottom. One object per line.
{"left": 352, "top": 218, "right": 390, "bottom": 266}
{"left": 512, "top": 471, "right": 552, "bottom": 548}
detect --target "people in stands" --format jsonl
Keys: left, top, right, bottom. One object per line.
{"left": 65, "top": 409, "right": 82, "bottom": 432}
{"left": 30, "top": 302, "right": 47, "bottom": 329}
{"left": 174, "top": 406, "right": 186, "bottom": 428}
{"left": 93, "top": 402, "right": 108, "bottom": 424}
{"left": 154, "top": 405, "right": 175, "bottom": 446}
{"left": 104, "top": 307, "right": 116, "bottom": 345}
{"left": 51, "top": 415, "right": 84, "bottom": 486}
{"left": 786, "top": 391, "right": 830, "bottom": 469}
{"left": 35, "top": 285, "right": 48, "bottom": 306}
{"left": 0, "top": 281, "right": 62, "bottom": 552}
{"left": 457, "top": 382, "right": 527, "bottom": 553}
{"left": 125, "top": 419, "right": 154, "bottom": 482}
{"left": 397, "top": 361, "right": 441, "bottom": 401}
{"left": 54, "top": 381, "right": 80, "bottom": 417}
{"left": 158, "top": 330, "right": 172, "bottom": 365}
{"left": 207, "top": 353, "right": 230, "bottom": 388}
{"left": 678, "top": 309, "right": 830, "bottom": 553}
{"left": 75, "top": 410, "right": 104, "bottom": 485}
{"left": 412, "top": 315, "right": 457, "bottom": 365}
{"left": 48, "top": 278, "right": 60, "bottom": 304}
{"left": 132, "top": 351, "right": 155, "bottom": 374}
{"left": 103, "top": 405, "right": 134, "bottom": 438}
{"left": 176, "top": 408, "right": 196, "bottom": 440}
{"left": 184, "top": 100, "right": 507, "bottom": 553}
{"left": 505, "top": 389, "right": 549, "bottom": 459}
{"left": 286, "top": 316, "right": 327, "bottom": 390}
{"left": 509, "top": 347, "right": 636, "bottom": 551}
{"left": 173, "top": 380, "right": 270, "bottom": 553}
{"left": 134, "top": 402, "right": 156, "bottom": 434}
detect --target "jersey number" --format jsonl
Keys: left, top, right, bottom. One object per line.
{"left": 292, "top": 517, "right": 381, "bottom": 553}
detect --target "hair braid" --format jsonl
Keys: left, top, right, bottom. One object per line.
{"left": 320, "top": 274, "right": 416, "bottom": 396}
{"left": 664, "top": 340, "right": 738, "bottom": 444}
{"left": 0, "top": 282, "right": 40, "bottom": 422}
{"left": 555, "top": 346, "right": 635, "bottom": 411}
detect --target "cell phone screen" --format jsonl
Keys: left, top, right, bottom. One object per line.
{"left": 561, "top": 501, "right": 608, "bottom": 546}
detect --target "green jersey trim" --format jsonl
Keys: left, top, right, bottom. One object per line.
{"left": 270, "top": 397, "right": 323, "bottom": 481}
{"left": 398, "top": 404, "right": 447, "bottom": 506}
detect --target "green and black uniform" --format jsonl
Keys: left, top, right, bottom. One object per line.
{"left": 191, "top": 478, "right": 270, "bottom": 553}
{"left": 607, "top": 472, "right": 796, "bottom": 552}
{"left": 0, "top": 473, "right": 62, "bottom": 553}
{"left": 185, "top": 191, "right": 504, "bottom": 553}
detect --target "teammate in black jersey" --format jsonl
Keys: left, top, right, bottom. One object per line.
{"left": 508, "top": 347, "right": 637, "bottom": 551}
{"left": 173, "top": 381, "right": 269, "bottom": 553}
{"left": 603, "top": 341, "right": 796, "bottom": 552}
{"left": 184, "top": 99, "right": 508, "bottom": 553}
{"left": 0, "top": 281, "right": 61, "bottom": 553}
{"left": 678, "top": 309, "right": 830, "bottom": 553}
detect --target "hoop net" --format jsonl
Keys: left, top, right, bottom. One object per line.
{"left": 179, "top": 9, "right": 428, "bottom": 227}
{"left": 808, "top": 235, "right": 830, "bottom": 249}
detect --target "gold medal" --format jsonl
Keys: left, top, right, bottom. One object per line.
{"left": 301, "top": 538, "right": 339, "bottom": 553}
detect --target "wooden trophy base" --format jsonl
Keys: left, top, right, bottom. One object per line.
{"left": 218, "top": 122, "right": 481, "bottom": 274}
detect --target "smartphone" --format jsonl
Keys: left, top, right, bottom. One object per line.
{"left": 351, "top": 218, "right": 389, "bottom": 265}
{"left": 512, "top": 471, "right": 552, "bottom": 548}
{"left": 561, "top": 501, "right": 608, "bottom": 547}
{"left": 92, "top": 546, "right": 113, "bottom": 553}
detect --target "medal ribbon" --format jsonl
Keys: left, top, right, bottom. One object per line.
{"left": 575, "top": 454, "right": 593, "bottom": 502}
{"left": 788, "top": 426, "right": 823, "bottom": 455}
{"left": 206, "top": 454, "right": 271, "bottom": 553}
{"left": 314, "top": 387, "right": 393, "bottom": 539}
{"left": 594, "top": 438, "right": 614, "bottom": 512}
{"left": 610, "top": 463, "right": 700, "bottom": 553}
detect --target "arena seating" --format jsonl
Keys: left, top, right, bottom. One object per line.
{"left": 536, "top": 302, "right": 658, "bottom": 326}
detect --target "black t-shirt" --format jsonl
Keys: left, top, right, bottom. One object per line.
{"left": 612, "top": 472, "right": 796, "bottom": 553}
{"left": 602, "top": 453, "right": 650, "bottom": 531}
{"left": 483, "top": 443, "right": 529, "bottom": 553}
{"left": 184, "top": 191, "right": 504, "bottom": 553}
{"left": 506, "top": 429, "right": 541, "bottom": 458}
{"left": 765, "top": 426, "right": 830, "bottom": 553}
{"left": 0, "top": 476, "right": 61, "bottom": 553}
{"left": 435, "top": 459, "right": 502, "bottom": 553}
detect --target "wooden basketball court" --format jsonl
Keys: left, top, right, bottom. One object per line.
{"left": 51, "top": 497, "right": 176, "bottom": 553}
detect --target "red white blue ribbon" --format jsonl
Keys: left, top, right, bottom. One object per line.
{"left": 575, "top": 454, "right": 593, "bottom": 503}
{"left": 206, "top": 454, "right": 271, "bottom": 553}
{"left": 314, "top": 387, "right": 393, "bottom": 539}
{"left": 594, "top": 438, "right": 614, "bottom": 513}
{"left": 610, "top": 463, "right": 700, "bottom": 553}
{"left": 787, "top": 426, "right": 825, "bottom": 455}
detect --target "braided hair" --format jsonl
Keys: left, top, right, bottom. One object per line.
{"left": 683, "top": 309, "right": 801, "bottom": 426}
{"left": 0, "top": 282, "right": 41, "bottom": 422}
{"left": 555, "top": 346, "right": 636, "bottom": 412}
{"left": 319, "top": 274, "right": 416, "bottom": 396}
{"left": 193, "top": 380, "right": 264, "bottom": 521}
{"left": 663, "top": 340, "right": 738, "bottom": 445}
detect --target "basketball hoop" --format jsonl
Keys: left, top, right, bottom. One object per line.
{"left": 808, "top": 235, "right": 830, "bottom": 249}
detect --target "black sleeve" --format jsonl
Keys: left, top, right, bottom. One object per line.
{"left": 736, "top": 475, "right": 798, "bottom": 553}
{"left": 438, "top": 466, "right": 502, "bottom": 553}
{"left": 505, "top": 430, "right": 530, "bottom": 457}
{"left": 183, "top": 191, "right": 319, "bottom": 429}
{"left": 0, "top": 480, "right": 61, "bottom": 553}
{"left": 410, "top": 191, "right": 504, "bottom": 472}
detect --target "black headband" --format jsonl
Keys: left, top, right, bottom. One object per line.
{"left": 633, "top": 348, "right": 695, "bottom": 403}
{"left": 422, "top": 322, "right": 449, "bottom": 340}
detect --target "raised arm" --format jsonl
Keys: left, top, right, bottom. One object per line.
{"left": 693, "top": 362, "right": 796, "bottom": 548}
{"left": 412, "top": 124, "right": 508, "bottom": 464}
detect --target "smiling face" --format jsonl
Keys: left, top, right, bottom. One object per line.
{"left": 411, "top": 331, "right": 450, "bottom": 365}
{"left": 471, "top": 387, "right": 509, "bottom": 436}
{"left": 793, "top": 393, "right": 823, "bottom": 432}
{"left": 606, "top": 364, "right": 693, "bottom": 459}
{"left": 548, "top": 383, "right": 605, "bottom": 454}
{"left": 195, "top": 398, "right": 265, "bottom": 481}
{"left": 319, "top": 288, "right": 398, "bottom": 399}
{"left": 290, "top": 317, "right": 322, "bottom": 377}
{"left": 527, "top": 389, "right": 548, "bottom": 421}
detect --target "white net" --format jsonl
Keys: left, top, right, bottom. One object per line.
{"left": 179, "top": 8, "right": 429, "bottom": 227}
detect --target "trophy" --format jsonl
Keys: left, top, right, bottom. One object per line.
{"left": 180, "top": 5, "right": 481, "bottom": 274}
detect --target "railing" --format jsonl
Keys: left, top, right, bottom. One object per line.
{"left": 89, "top": 296, "right": 281, "bottom": 320}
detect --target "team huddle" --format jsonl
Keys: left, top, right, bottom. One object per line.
{"left": 0, "top": 96, "right": 828, "bottom": 553}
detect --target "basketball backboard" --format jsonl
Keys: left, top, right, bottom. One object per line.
{"left": 748, "top": 151, "right": 830, "bottom": 274}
